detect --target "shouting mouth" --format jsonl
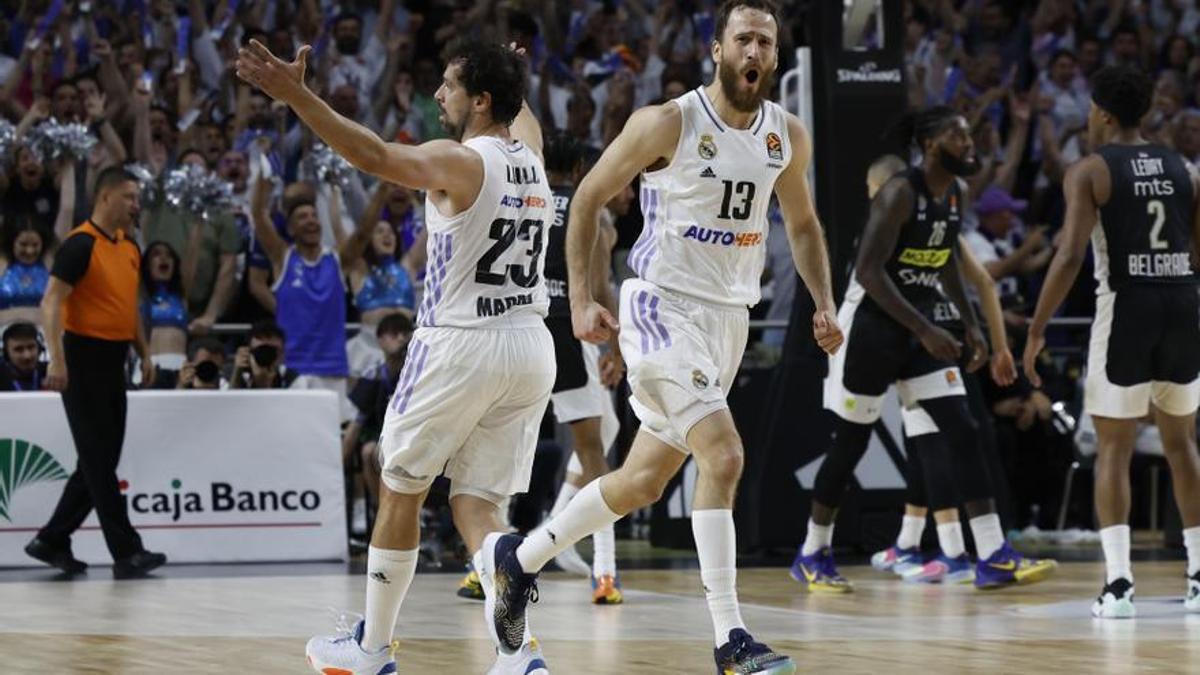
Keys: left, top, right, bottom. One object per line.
{"left": 744, "top": 69, "right": 759, "bottom": 85}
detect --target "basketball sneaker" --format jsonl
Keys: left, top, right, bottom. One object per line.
{"left": 486, "top": 637, "right": 550, "bottom": 675}
{"left": 870, "top": 546, "right": 922, "bottom": 575}
{"left": 713, "top": 628, "right": 796, "bottom": 674}
{"left": 458, "top": 565, "right": 486, "bottom": 601}
{"left": 1184, "top": 571, "right": 1199, "bottom": 612}
{"left": 789, "top": 547, "right": 852, "bottom": 593}
{"left": 1091, "top": 578, "right": 1136, "bottom": 618}
{"left": 973, "top": 543, "right": 1058, "bottom": 589}
{"left": 553, "top": 544, "right": 592, "bottom": 577}
{"left": 305, "top": 615, "right": 397, "bottom": 675}
{"left": 591, "top": 574, "right": 624, "bottom": 605}
{"left": 483, "top": 532, "right": 539, "bottom": 654}
{"left": 903, "top": 554, "right": 973, "bottom": 584}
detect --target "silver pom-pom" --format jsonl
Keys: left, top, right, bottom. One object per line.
{"left": 301, "top": 143, "right": 354, "bottom": 188}
{"left": 163, "top": 164, "right": 235, "bottom": 221}
{"left": 0, "top": 119, "right": 16, "bottom": 166}
{"left": 125, "top": 162, "right": 159, "bottom": 203}
{"left": 25, "top": 118, "right": 98, "bottom": 163}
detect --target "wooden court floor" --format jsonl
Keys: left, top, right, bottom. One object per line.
{"left": 1, "top": 561, "right": 1198, "bottom": 673}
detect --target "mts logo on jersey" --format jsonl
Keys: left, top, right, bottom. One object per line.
{"left": 1130, "top": 154, "right": 1176, "bottom": 196}
{"left": 682, "top": 225, "right": 763, "bottom": 247}
{"left": 897, "top": 248, "right": 950, "bottom": 267}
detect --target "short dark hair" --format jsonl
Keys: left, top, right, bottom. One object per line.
{"left": 714, "top": 0, "right": 781, "bottom": 43}
{"left": 188, "top": 336, "right": 225, "bottom": 361}
{"left": 94, "top": 166, "right": 138, "bottom": 197}
{"left": 444, "top": 41, "right": 527, "bottom": 127}
{"left": 2, "top": 321, "right": 39, "bottom": 355}
{"left": 543, "top": 129, "right": 585, "bottom": 176}
{"left": 1090, "top": 65, "right": 1153, "bottom": 129}
{"left": 376, "top": 312, "right": 414, "bottom": 339}
{"left": 250, "top": 319, "right": 285, "bottom": 342}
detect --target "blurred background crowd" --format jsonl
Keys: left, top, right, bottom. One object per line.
{"left": 2, "top": 0, "right": 1199, "bottom": 552}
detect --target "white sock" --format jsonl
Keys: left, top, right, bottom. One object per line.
{"left": 692, "top": 509, "right": 746, "bottom": 646}
{"left": 517, "top": 480, "right": 620, "bottom": 573}
{"left": 1185, "top": 526, "right": 1200, "bottom": 576}
{"left": 968, "top": 514, "right": 1004, "bottom": 561}
{"left": 361, "top": 547, "right": 418, "bottom": 651}
{"left": 1100, "top": 525, "right": 1132, "bottom": 583}
{"left": 801, "top": 519, "right": 833, "bottom": 556}
{"left": 592, "top": 524, "right": 617, "bottom": 577}
{"left": 550, "top": 482, "right": 580, "bottom": 517}
{"left": 937, "top": 521, "right": 965, "bottom": 559}
{"left": 896, "top": 515, "right": 925, "bottom": 550}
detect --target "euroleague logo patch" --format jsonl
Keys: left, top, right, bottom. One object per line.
{"left": 692, "top": 369, "right": 709, "bottom": 389}
{"left": 765, "top": 132, "right": 783, "bottom": 161}
{"left": 945, "top": 370, "right": 959, "bottom": 386}
{"left": 698, "top": 134, "right": 717, "bottom": 160}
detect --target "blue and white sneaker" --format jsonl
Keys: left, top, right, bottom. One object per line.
{"left": 974, "top": 542, "right": 1057, "bottom": 589}
{"left": 305, "top": 615, "right": 397, "bottom": 675}
{"left": 1092, "top": 578, "right": 1136, "bottom": 618}
{"left": 714, "top": 628, "right": 795, "bottom": 674}
{"left": 486, "top": 637, "right": 550, "bottom": 674}
{"left": 903, "top": 554, "right": 974, "bottom": 584}
{"left": 871, "top": 545, "right": 922, "bottom": 575}
{"left": 483, "top": 532, "right": 540, "bottom": 654}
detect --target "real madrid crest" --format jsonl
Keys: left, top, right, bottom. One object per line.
{"left": 692, "top": 369, "right": 709, "bottom": 389}
{"left": 698, "top": 134, "right": 717, "bottom": 160}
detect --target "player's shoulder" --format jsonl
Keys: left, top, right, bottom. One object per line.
{"left": 1065, "top": 153, "right": 1107, "bottom": 185}
{"left": 626, "top": 102, "right": 683, "bottom": 135}
{"left": 874, "top": 171, "right": 916, "bottom": 210}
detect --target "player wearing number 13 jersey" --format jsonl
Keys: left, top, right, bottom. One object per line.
{"left": 1026, "top": 65, "right": 1200, "bottom": 620}
{"left": 235, "top": 39, "right": 555, "bottom": 673}
{"left": 481, "top": 4, "right": 843, "bottom": 674}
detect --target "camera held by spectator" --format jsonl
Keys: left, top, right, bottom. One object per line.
{"left": 232, "top": 319, "right": 297, "bottom": 389}
{"left": 177, "top": 337, "right": 228, "bottom": 390}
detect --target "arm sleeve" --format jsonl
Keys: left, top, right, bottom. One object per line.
{"left": 50, "top": 233, "right": 96, "bottom": 286}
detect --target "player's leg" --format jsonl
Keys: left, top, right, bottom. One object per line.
{"left": 1150, "top": 405, "right": 1200, "bottom": 611}
{"left": 794, "top": 302, "right": 896, "bottom": 593}
{"left": 874, "top": 409, "right": 933, "bottom": 575}
{"left": 914, "top": 387, "right": 1056, "bottom": 589}
{"left": 898, "top": 418, "right": 973, "bottom": 584}
{"left": 1151, "top": 285, "right": 1200, "bottom": 610}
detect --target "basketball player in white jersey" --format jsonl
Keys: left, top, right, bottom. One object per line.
{"left": 237, "top": 40, "right": 555, "bottom": 674}
{"left": 481, "top": 3, "right": 842, "bottom": 672}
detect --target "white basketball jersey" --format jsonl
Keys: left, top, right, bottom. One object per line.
{"left": 417, "top": 136, "right": 552, "bottom": 329}
{"left": 629, "top": 87, "right": 792, "bottom": 307}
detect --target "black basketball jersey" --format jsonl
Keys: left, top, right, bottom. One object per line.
{"left": 545, "top": 184, "right": 574, "bottom": 317}
{"left": 864, "top": 168, "right": 964, "bottom": 315}
{"left": 1095, "top": 144, "right": 1198, "bottom": 292}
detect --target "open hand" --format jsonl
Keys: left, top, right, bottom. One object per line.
{"left": 236, "top": 39, "right": 312, "bottom": 105}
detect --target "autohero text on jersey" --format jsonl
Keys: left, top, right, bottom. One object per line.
{"left": 682, "top": 224, "right": 763, "bottom": 247}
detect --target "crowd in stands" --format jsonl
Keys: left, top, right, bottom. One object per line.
{"left": 1, "top": 0, "right": 1198, "bottom": 540}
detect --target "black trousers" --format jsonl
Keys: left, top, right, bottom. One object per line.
{"left": 38, "top": 333, "right": 143, "bottom": 560}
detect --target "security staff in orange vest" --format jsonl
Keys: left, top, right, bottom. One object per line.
{"left": 24, "top": 167, "right": 168, "bottom": 579}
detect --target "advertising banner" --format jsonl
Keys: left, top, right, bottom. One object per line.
{"left": 0, "top": 391, "right": 347, "bottom": 565}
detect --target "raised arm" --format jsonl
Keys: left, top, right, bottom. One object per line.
{"left": 235, "top": 40, "right": 481, "bottom": 202}
{"left": 776, "top": 115, "right": 842, "bottom": 355}
{"left": 251, "top": 175, "right": 288, "bottom": 272}
{"left": 1024, "top": 155, "right": 1104, "bottom": 386}
{"left": 510, "top": 100, "right": 544, "bottom": 162}
{"left": 339, "top": 183, "right": 388, "bottom": 269}
{"left": 567, "top": 103, "right": 679, "bottom": 342}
